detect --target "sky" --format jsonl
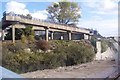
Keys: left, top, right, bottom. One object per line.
{"left": 0, "top": 0, "right": 119, "bottom": 37}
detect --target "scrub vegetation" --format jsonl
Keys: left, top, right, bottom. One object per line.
{"left": 2, "top": 40, "right": 95, "bottom": 73}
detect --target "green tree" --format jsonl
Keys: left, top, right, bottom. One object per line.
{"left": 23, "top": 25, "right": 34, "bottom": 36}
{"left": 46, "top": 0, "right": 81, "bottom": 25}
{"left": 22, "top": 25, "right": 35, "bottom": 43}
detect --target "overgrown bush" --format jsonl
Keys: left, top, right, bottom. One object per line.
{"left": 28, "top": 35, "right": 35, "bottom": 43}
{"left": 2, "top": 52, "right": 44, "bottom": 73}
{"left": 2, "top": 40, "right": 95, "bottom": 73}
{"left": 27, "top": 42, "right": 37, "bottom": 52}
{"left": 101, "top": 39, "right": 108, "bottom": 53}
{"left": 52, "top": 40, "right": 95, "bottom": 66}
{"left": 2, "top": 41, "right": 26, "bottom": 53}
{"left": 90, "top": 36, "right": 97, "bottom": 53}
{"left": 36, "top": 40, "right": 50, "bottom": 52}
{"left": 21, "top": 34, "right": 28, "bottom": 43}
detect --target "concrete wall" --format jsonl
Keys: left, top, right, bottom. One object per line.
{"left": 84, "top": 34, "right": 89, "bottom": 40}
{"left": 95, "top": 41, "right": 117, "bottom": 61}
{"left": 101, "top": 48, "right": 116, "bottom": 60}
{"left": 0, "top": 32, "right": 1, "bottom": 39}
{"left": 95, "top": 41, "right": 102, "bottom": 60}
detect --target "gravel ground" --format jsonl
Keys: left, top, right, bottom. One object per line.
{"left": 21, "top": 60, "right": 117, "bottom": 78}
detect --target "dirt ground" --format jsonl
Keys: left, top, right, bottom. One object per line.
{"left": 21, "top": 60, "right": 117, "bottom": 78}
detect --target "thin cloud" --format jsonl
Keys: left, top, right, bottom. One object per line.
{"left": 91, "top": 10, "right": 118, "bottom": 15}
{"left": 31, "top": 10, "right": 48, "bottom": 20}
{"left": 79, "top": 0, "right": 118, "bottom": 36}
{"left": 84, "top": 0, "right": 118, "bottom": 15}
{"left": 99, "top": 0, "right": 117, "bottom": 11}
{"left": 5, "top": 1, "right": 48, "bottom": 20}
{"left": 78, "top": 19, "right": 118, "bottom": 37}
{"left": 6, "top": 1, "right": 29, "bottom": 15}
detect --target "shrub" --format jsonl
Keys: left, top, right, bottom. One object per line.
{"left": 36, "top": 40, "right": 50, "bottom": 52}
{"left": 21, "top": 34, "right": 28, "bottom": 43}
{"left": 2, "top": 41, "right": 26, "bottom": 53}
{"left": 52, "top": 40, "right": 95, "bottom": 66}
{"left": 2, "top": 40, "right": 95, "bottom": 73}
{"left": 2, "top": 52, "right": 44, "bottom": 73}
{"left": 28, "top": 35, "right": 35, "bottom": 43}
{"left": 101, "top": 39, "right": 108, "bottom": 53}
{"left": 90, "top": 36, "right": 97, "bottom": 53}
{"left": 43, "top": 53, "right": 61, "bottom": 69}
{"left": 27, "top": 42, "right": 37, "bottom": 52}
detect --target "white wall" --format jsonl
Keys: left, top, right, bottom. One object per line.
{"left": 95, "top": 41, "right": 102, "bottom": 60}
{"left": 95, "top": 41, "right": 117, "bottom": 61}
{"left": 84, "top": 34, "right": 89, "bottom": 40}
{"left": 0, "top": 32, "right": 1, "bottom": 39}
{"left": 101, "top": 48, "right": 116, "bottom": 60}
